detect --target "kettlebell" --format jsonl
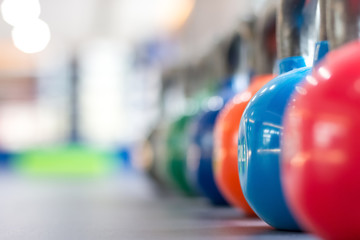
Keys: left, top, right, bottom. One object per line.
{"left": 282, "top": 0, "right": 360, "bottom": 239}
{"left": 238, "top": 0, "right": 328, "bottom": 230}
{"left": 186, "top": 32, "right": 250, "bottom": 205}
{"left": 213, "top": 1, "right": 277, "bottom": 215}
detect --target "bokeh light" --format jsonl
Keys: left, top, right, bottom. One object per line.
{"left": 11, "top": 19, "right": 51, "bottom": 54}
{"left": 1, "top": 0, "right": 41, "bottom": 26}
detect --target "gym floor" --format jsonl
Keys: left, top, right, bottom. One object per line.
{"left": 0, "top": 172, "right": 318, "bottom": 240}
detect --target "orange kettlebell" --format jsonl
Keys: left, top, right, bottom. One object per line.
{"left": 213, "top": 2, "right": 277, "bottom": 215}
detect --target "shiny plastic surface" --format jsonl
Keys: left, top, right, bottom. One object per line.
{"left": 277, "top": 56, "right": 307, "bottom": 74}
{"left": 187, "top": 76, "right": 241, "bottom": 205}
{"left": 213, "top": 75, "right": 273, "bottom": 214}
{"left": 282, "top": 41, "right": 360, "bottom": 239}
{"left": 167, "top": 115, "right": 197, "bottom": 196}
{"left": 313, "top": 41, "right": 329, "bottom": 65}
{"left": 238, "top": 57, "right": 309, "bottom": 230}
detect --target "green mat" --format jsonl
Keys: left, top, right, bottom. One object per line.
{"left": 14, "top": 144, "right": 117, "bottom": 177}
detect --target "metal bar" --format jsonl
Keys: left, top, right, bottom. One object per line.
{"left": 277, "top": 0, "right": 306, "bottom": 59}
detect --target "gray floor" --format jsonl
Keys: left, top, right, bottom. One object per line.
{"left": 0, "top": 172, "right": 319, "bottom": 240}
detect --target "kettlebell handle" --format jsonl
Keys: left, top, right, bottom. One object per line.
{"left": 277, "top": 0, "right": 306, "bottom": 59}
{"left": 254, "top": 0, "right": 277, "bottom": 75}
{"left": 277, "top": 0, "right": 328, "bottom": 69}
{"left": 327, "top": 0, "right": 360, "bottom": 49}
{"left": 318, "top": 0, "right": 327, "bottom": 41}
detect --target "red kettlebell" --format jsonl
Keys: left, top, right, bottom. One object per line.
{"left": 282, "top": 0, "right": 360, "bottom": 239}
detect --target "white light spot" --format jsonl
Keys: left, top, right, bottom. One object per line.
{"left": 12, "top": 19, "right": 51, "bottom": 53}
{"left": 1, "top": 0, "right": 41, "bottom": 26}
{"left": 306, "top": 75, "right": 318, "bottom": 86}
{"left": 207, "top": 96, "right": 224, "bottom": 111}
{"left": 295, "top": 86, "right": 307, "bottom": 95}
{"left": 234, "top": 91, "right": 252, "bottom": 104}
{"left": 318, "top": 66, "right": 331, "bottom": 80}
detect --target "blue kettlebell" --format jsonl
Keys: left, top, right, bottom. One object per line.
{"left": 238, "top": 0, "right": 328, "bottom": 230}
{"left": 187, "top": 31, "right": 251, "bottom": 205}
{"left": 0, "top": 149, "right": 15, "bottom": 169}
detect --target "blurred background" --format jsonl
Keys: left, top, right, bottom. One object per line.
{"left": 0, "top": 0, "right": 266, "bottom": 175}
{"left": 0, "top": 1, "right": 315, "bottom": 239}
{"left": 0, "top": 0, "right": 253, "bottom": 151}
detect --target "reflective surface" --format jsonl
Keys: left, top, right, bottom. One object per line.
{"left": 282, "top": 41, "right": 360, "bottom": 239}
{"left": 166, "top": 115, "right": 197, "bottom": 196}
{"left": 213, "top": 75, "right": 274, "bottom": 214}
{"left": 239, "top": 64, "right": 310, "bottom": 230}
{"left": 0, "top": 173, "right": 317, "bottom": 240}
{"left": 187, "top": 77, "right": 240, "bottom": 205}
